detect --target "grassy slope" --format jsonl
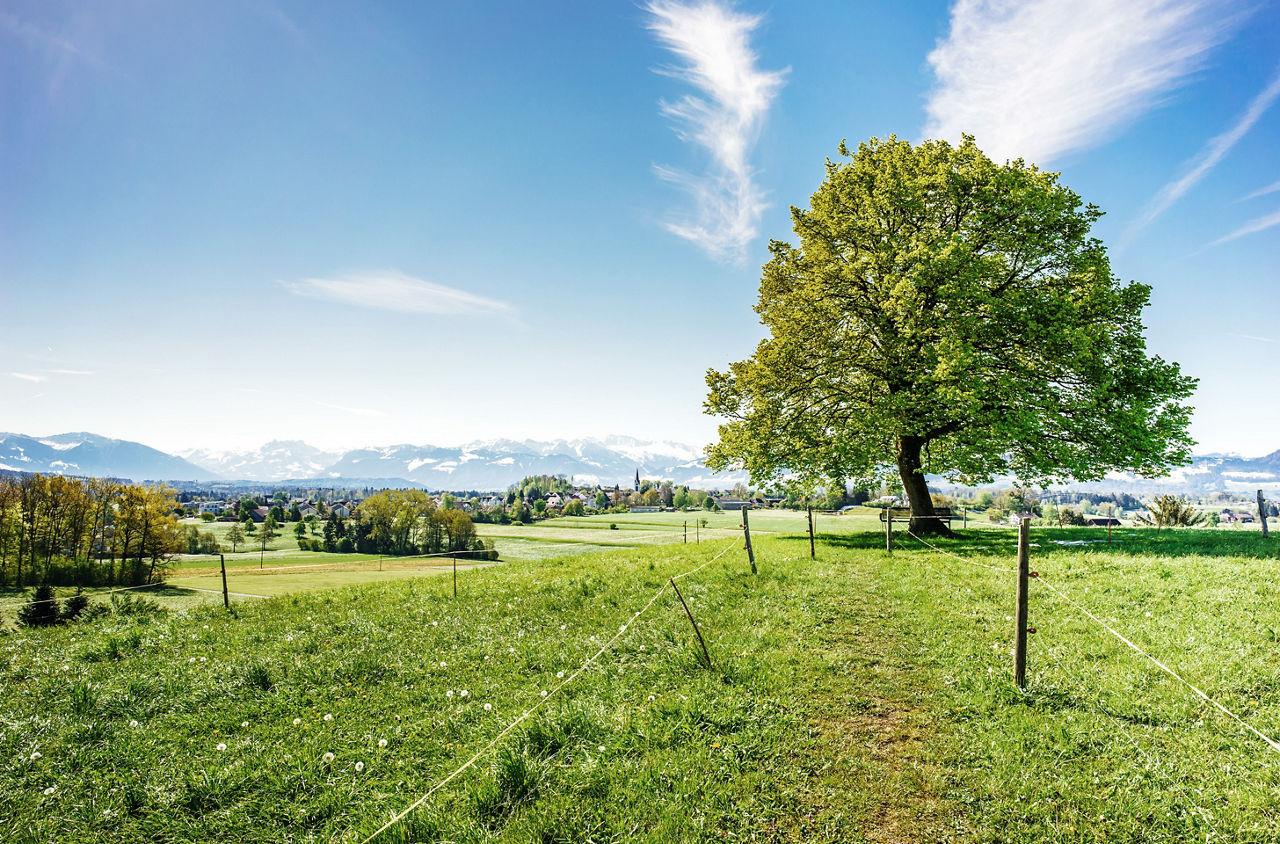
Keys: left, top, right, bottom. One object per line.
{"left": 2, "top": 526, "right": 1279, "bottom": 842}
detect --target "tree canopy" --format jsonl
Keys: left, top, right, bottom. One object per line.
{"left": 705, "top": 136, "right": 1196, "bottom": 534}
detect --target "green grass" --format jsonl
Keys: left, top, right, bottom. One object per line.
{"left": 2, "top": 522, "right": 1279, "bottom": 842}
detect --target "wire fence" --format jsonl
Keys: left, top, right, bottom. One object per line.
{"left": 358, "top": 537, "right": 741, "bottom": 842}
{"left": 902, "top": 528, "right": 1280, "bottom": 755}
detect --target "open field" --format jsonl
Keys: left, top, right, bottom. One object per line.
{"left": 3, "top": 520, "right": 1280, "bottom": 841}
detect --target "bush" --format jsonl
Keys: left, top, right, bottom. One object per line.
{"left": 17, "top": 585, "right": 61, "bottom": 627}
{"left": 337, "top": 537, "right": 355, "bottom": 553}
{"left": 61, "top": 592, "right": 90, "bottom": 622}
{"left": 609, "top": 523, "right": 618, "bottom": 530}
{"left": 108, "top": 593, "right": 166, "bottom": 617}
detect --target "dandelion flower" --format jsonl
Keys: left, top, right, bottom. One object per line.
{"left": 432, "top": 621, "right": 438, "bottom": 627}
{"left": 188, "top": 657, "right": 196, "bottom": 664}
{"left": 619, "top": 625, "right": 626, "bottom": 632}
{"left": 322, "top": 752, "right": 335, "bottom": 763}
{"left": 648, "top": 695, "right": 655, "bottom": 701}
{"left": 559, "top": 624, "right": 566, "bottom": 630}
{"left": 597, "top": 745, "right": 606, "bottom": 752}
{"left": 216, "top": 743, "right": 227, "bottom": 751}
{"left": 323, "top": 713, "right": 333, "bottom": 722}
{"left": 446, "top": 690, "right": 454, "bottom": 698}
{"left": 378, "top": 739, "right": 388, "bottom": 748}
{"left": 639, "top": 644, "right": 646, "bottom": 651}
{"left": 29, "top": 752, "right": 41, "bottom": 761}
{"left": 43, "top": 786, "right": 56, "bottom": 795}
{"left": 439, "top": 661, "right": 447, "bottom": 668}
{"left": 540, "top": 690, "right": 548, "bottom": 698}
{"left": 459, "top": 690, "right": 469, "bottom": 698}
{"left": 199, "top": 657, "right": 207, "bottom": 663}
{"left": 556, "top": 671, "right": 565, "bottom": 679}
{"left": 1144, "top": 611, "right": 1153, "bottom": 618}
{"left": 129, "top": 720, "right": 139, "bottom": 728}
{"left": 355, "top": 761, "right": 365, "bottom": 772}
{"left": 483, "top": 703, "right": 492, "bottom": 711}
{"left": 292, "top": 718, "right": 301, "bottom": 726}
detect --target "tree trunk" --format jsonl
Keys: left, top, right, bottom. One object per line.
{"left": 897, "top": 435, "right": 950, "bottom": 536}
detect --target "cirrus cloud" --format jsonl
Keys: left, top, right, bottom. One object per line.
{"left": 282, "top": 271, "right": 513, "bottom": 316}
{"left": 924, "top": 0, "right": 1233, "bottom": 165}
{"left": 646, "top": 0, "right": 787, "bottom": 262}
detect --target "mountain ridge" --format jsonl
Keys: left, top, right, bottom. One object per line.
{"left": 3, "top": 431, "right": 1279, "bottom": 495}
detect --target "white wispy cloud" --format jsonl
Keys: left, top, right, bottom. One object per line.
{"left": 647, "top": 0, "right": 786, "bottom": 261}
{"left": 10, "top": 372, "right": 47, "bottom": 383}
{"left": 1237, "top": 178, "right": 1280, "bottom": 202}
{"left": 282, "top": 271, "right": 513, "bottom": 316}
{"left": 1205, "top": 206, "right": 1280, "bottom": 248}
{"left": 1125, "top": 63, "right": 1280, "bottom": 243}
{"left": 48, "top": 369, "right": 93, "bottom": 376}
{"left": 924, "top": 0, "right": 1231, "bottom": 164}
{"left": 1227, "top": 332, "right": 1274, "bottom": 343}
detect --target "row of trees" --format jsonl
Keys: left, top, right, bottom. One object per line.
{"left": 311, "top": 490, "right": 494, "bottom": 558}
{"left": 0, "top": 474, "right": 180, "bottom": 588}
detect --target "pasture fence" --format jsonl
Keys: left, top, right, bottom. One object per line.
{"left": 902, "top": 524, "right": 1280, "bottom": 755}
{"left": 358, "top": 537, "right": 743, "bottom": 842}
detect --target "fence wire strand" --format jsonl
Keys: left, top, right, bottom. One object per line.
{"left": 358, "top": 538, "right": 740, "bottom": 843}
{"left": 904, "top": 527, "right": 1280, "bottom": 755}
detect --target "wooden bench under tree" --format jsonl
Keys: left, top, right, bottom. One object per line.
{"left": 878, "top": 506, "right": 953, "bottom": 525}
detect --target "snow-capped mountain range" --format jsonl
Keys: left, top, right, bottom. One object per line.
{"left": 0, "top": 431, "right": 737, "bottom": 488}
{"left": 180, "top": 436, "right": 730, "bottom": 489}
{"left": 3, "top": 431, "right": 1279, "bottom": 495}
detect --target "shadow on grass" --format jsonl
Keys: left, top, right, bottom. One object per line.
{"left": 774, "top": 526, "right": 1280, "bottom": 560}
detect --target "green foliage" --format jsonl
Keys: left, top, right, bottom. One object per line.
{"left": 226, "top": 522, "right": 245, "bottom": 553}
{"left": 705, "top": 136, "right": 1196, "bottom": 525}
{"left": 1137, "top": 495, "right": 1206, "bottom": 528}
{"left": 60, "top": 592, "right": 90, "bottom": 622}
{"left": 562, "top": 499, "right": 585, "bottom": 517}
{"left": 17, "top": 584, "right": 60, "bottom": 627}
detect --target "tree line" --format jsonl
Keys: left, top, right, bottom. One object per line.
{"left": 0, "top": 474, "right": 182, "bottom": 588}
{"left": 308, "top": 489, "right": 495, "bottom": 559}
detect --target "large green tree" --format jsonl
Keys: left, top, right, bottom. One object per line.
{"left": 705, "top": 136, "right": 1196, "bottom": 535}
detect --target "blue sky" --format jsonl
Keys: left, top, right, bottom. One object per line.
{"left": 2, "top": 0, "right": 1278, "bottom": 458}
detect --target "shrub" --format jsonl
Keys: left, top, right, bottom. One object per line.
{"left": 18, "top": 585, "right": 61, "bottom": 627}
{"left": 108, "top": 594, "right": 166, "bottom": 617}
{"left": 61, "top": 592, "right": 90, "bottom": 622}
{"left": 337, "top": 537, "right": 355, "bottom": 553}
{"left": 609, "top": 523, "right": 618, "bottom": 530}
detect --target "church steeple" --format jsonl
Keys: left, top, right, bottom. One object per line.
{"left": 634, "top": 469, "right": 640, "bottom": 492}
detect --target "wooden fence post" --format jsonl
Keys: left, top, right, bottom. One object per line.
{"left": 885, "top": 506, "right": 893, "bottom": 554}
{"left": 220, "top": 554, "right": 229, "bottom": 610}
{"left": 807, "top": 506, "right": 815, "bottom": 558}
{"left": 452, "top": 551, "right": 457, "bottom": 597}
{"left": 742, "top": 506, "right": 756, "bottom": 574}
{"left": 683, "top": 521, "right": 687, "bottom": 544}
{"left": 1259, "top": 490, "right": 1270, "bottom": 539}
{"left": 1015, "top": 516, "right": 1031, "bottom": 689}
{"left": 669, "top": 578, "right": 712, "bottom": 669}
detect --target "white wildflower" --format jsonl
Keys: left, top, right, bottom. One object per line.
{"left": 323, "top": 713, "right": 333, "bottom": 722}
{"left": 43, "top": 786, "right": 56, "bottom": 795}
{"left": 322, "top": 752, "right": 334, "bottom": 763}
{"left": 483, "top": 703, "right": 492, "bottom": 711}
{"left": 216, "top": 743, "right": 227, "bottom": 751}
{"left": 355, "top": 761, "right": 365, "bottom": 772}
{"left": 292, "top": 718, "right": 301, "bottom": 726}
{"left": 129, "top": 720, "right": 139, "bottom": 728}
{"left": 378, "top": 739, "right": 388, "bottom": 748}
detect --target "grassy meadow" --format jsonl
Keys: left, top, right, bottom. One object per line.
{"left": 2, "top": 516, "right": 1279, "bottom": 842}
